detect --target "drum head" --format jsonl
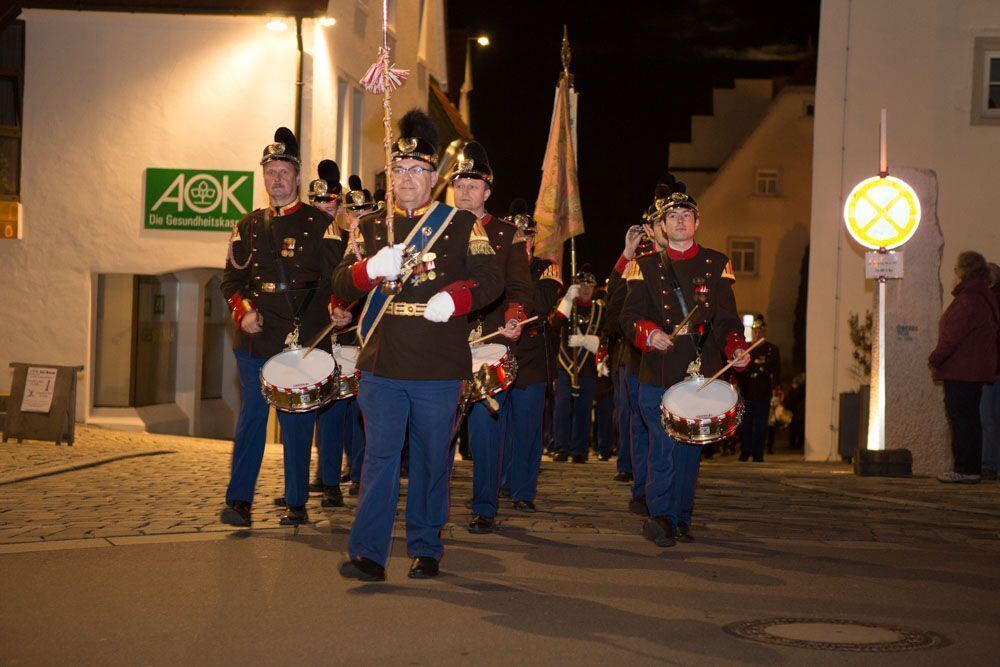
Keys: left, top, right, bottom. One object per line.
{"left": 663, "top": 377, "right": 738, "bottom": 420}
{"left": 262, "top": 348, "right": 336, "bottom": 388}
{"left": 333, "top": 345, "right": 360, "bottom": 375}
{"left": 471, "top": 343, "right": 507, "bottom": 371}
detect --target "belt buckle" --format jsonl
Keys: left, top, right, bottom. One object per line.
{"left": 261, "top": 282, "right": 276, "bottom": 293}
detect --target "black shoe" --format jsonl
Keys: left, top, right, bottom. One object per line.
{"left": 628, "top": 496, "right": 649, "bottom": 517}
{"left": 339, "top": 556, "right": 386, "bottom": 582}
{"left": 499, "top": 488, "right": 511, "bottom": 499}
{"left": 553, "top": 452, "right": 569, "bottom": 462}
{"left": 273, "top": 496, "right": 286, "bottom": 507}
{"left": 340, "top": 470, "right": 352, "bottom": 483}
{"left": 408, "top": 556, "right": 440, "bottom": 579}
{"left": 676, "top": 522, "right": 695, "bottom": 542}
{"left": 468, "top": 514, "right": 496, "bottom": 534}
{"left": 642, "top": 517, "right": 676, "bottom": 548}
{"left": 512, "top": 500, "right": 536, "bottom": 513}
{"left": 322, "top": 485, "right": 344, "bottom": 508}
{"left": 279, "top": 504, "right": 309, "bottom": 525}
{"left": 613, "top": 471, "right": 633, "bottom": 483}
{"left": 220, "top": 501, "right": 252, "bottom": 527}
{"left": 308, "top": 478, "right": 325, "bottom": 492}
{"left": 348, "top": 482, "right": 360, "bottom": 496}
{"left": 571, "top": 454, "right": 588, "bottom": 464}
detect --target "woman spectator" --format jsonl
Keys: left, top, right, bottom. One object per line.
{"left": 929, "top": 251, "right": 1000, "bottom": 484}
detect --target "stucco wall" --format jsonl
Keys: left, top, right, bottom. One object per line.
{"left": 807, "top": 0, "right": 1000, "bottom": 463}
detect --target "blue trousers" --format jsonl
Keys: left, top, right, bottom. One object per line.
{"left": 638, "top": 383, "right": 701, "bottom": 527}
{"left": 316, "top": 399, "right": 347, "bottom": 486}
{"left": 614, "top": 367, "right": 633, "bottom": 473}
{"left": 739, "top": 398, "right": 771, "bottom": 461}
{"left": 508, "top": 382, "right": 546, "bottom": 502}
{"left": 626, "top": 374, "right": 649, "bottom": 499}
{"left": 226, "top": 348, "right": 315, "bottom": 508}
{"left": 345, "top": 398, "right": 366, "bottom": 482}
{"left": 594, "top": 391, "right": 615, "bottom": 457}
{"left": 469, "top": 390, "right": 510, "bottom": 518}
{"left": 554, "top": 368, "right": 597, "bottom": 456}
{"left": 350, "top": 372, "right": 462, "bottom": 567}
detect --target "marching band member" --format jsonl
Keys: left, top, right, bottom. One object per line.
{"left": 621, "top": 175, "right": 748, "bottom": 548}
{"left": 504, "top": 199, "right": 563, "bottom": 512}
{"left": 332, "top": 110, "right": 503, "bottom": 581}
{"left": 550, "top": 269, "right": 604, "bottom": 463}
{"left": 737, "top": 314, "right": 781, "bottom": 462}
{"left": 220, "top": 128, "right": 343, "bottom": 527}
{"left": 451, "top": 142, "right": 533, "bottom": 534}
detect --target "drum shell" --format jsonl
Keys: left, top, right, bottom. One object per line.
{"left": 465, "top": 349, "right": 518, "bottom": 402}
{"left": 660, "top": 383, "right": 744, "bottom": 446}
{"left": 259, "top": 349, "right": 340, "bottom": 413}
{"left": 334, "top": 371, "right": 361, "bottom": 400}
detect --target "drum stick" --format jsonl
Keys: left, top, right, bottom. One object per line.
{"left": 302, "top": 300, "right": 359, "bottom": 358}
{"left": 695, "top": 337, "right": 766, "bottom": 392}
{"left": 667, "top": 305, "right": 700, "bottom": 344}
{"left": 469, "top": 316, "right": 540, "bottom": 346}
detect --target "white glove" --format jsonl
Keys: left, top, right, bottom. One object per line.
{"left": 557, "top": 284, "right": 581, "bottom": 318}
{"left": 366, "top": 243, "right": 405, "bottom": 280}
{"left": 568, "top": 334, "right": 584, "bottom": 348}
{"left": 423, "top": 291, "right": 455, "bottom": 322}
{"left": 580, "top": 334, "right": 600, "bottom": 354}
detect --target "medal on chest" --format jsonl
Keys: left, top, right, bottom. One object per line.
{"left": 281, "top": 237, "right": 296, "bottom": 258}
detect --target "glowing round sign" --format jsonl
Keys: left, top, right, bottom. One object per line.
{"left": 843, "top": 175, "right": 921, "bottom": 250}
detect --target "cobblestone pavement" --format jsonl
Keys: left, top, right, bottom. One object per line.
{"left": 1, "top": 425, "right": 998, "bottom": 550}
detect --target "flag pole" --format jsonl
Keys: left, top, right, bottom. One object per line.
{"left": 561, "top": 25, "right": 578, "bottom": 278}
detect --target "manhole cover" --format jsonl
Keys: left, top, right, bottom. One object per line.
{"left": 723, "top": 618, "right": 948, "bottom": 652}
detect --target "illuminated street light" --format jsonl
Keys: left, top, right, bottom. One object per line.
{"left": 318, "top": 16, "right": 337, "bottom": 27}
{"left": 266, "top": 17, "right": 288, "bottom": 31}
{"left": 476, "top": 35, "right": 490, "bottom": 47}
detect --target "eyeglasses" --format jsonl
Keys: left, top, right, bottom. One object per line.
{"left": 391, "top": 165, "right": 434, "bottom": 177}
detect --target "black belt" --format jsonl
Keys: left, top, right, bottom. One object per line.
{"left": 253, "top": 279, "right": 319, "bottom": 293}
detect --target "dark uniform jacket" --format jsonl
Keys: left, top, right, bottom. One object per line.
{"left": 469, "top": 214, "right": 534, "bottom": 339}
{"left": 514, "top": 258, "right": 562, "bottom": 387}
{"left": 221, "top": 200, "right": 341, "bottom": 359}
{"left": 331, "top": 202, "right": 504, "bottom": 381}
{"left": 551, "top": 295, "right": 605, "bottom": 382}
{"left": 738, "top": 340, "right": 781, "bottom": 401}
{"left": 604, "top": 245, "right": 657, "bottom": 377}
{"left": 621, "top": 243, "right": 745, "bottom": 388}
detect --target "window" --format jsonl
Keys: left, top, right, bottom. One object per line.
{"left": 754, "top": 168, "right": 779, "bottom": 196}
{"left": 972, "top": 37, "right": 1000, "bottom": 125}
{"left": 728, "top": 237, "right": 760, "bottom": 277}
{"left": 0, "top": 20, "right": 24, "bottom": 200}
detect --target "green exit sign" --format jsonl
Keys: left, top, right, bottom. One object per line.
{"left": 144, "top": 168, "right": 254, "bottom": 232}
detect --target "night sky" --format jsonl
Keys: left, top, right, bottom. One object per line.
{"left": 447, "top": 0, "right": 820, "bottom": 277}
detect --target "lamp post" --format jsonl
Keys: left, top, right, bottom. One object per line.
{"left": 460, "top": 34, "right": 490, "bottom": 130}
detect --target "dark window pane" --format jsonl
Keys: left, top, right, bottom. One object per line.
{"left": 0, "top": 78, "right": 18, "bottom": 127}
{"left": 0, "top": 135, "right": 20, "bottom": 196}
{"left": 990, "top": 56, "right": 1000, "bottom": 82}
{"left": 0, "top": 23, "right": 23, "bottom": 70}
{"left": 988, "top": 84, "right": 1000, "bottom": 110}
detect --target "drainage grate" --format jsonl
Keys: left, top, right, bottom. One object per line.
{"left": 723, "top": 618, "right": 948, "bottom": 652}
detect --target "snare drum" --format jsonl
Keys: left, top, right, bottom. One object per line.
{"left": 260, "top": 347, "right": 340, "bottom": 412}
{"left": 332, "top": 344, "right": 361, "bottom": 399}
{"left": 465, "top": 343, "right": 517, "bottom": 402}
{"left": 660, "top": 376, "right": 743, "bottom": 445}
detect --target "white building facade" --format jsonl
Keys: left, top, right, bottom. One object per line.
{"left": 0, "top": 1, "right": 449, "bottom": 437}
{"left": 807, "top": 0, "right": 1000, "bottom": 464}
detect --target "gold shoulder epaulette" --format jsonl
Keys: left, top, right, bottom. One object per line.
{"left": 540, "top": 262, "right": 563, "bottom": 285}
{"left": 512, "top": 228, "right": 528, "bottom": 244}
{"left": 623, "top": 259, "right": 643, "bottom": 281}
{"left": 469, "top": 220, "right": 495, "bottom": 256}
{"left": 721, "top": 259, "right": 736, "bottom": 282}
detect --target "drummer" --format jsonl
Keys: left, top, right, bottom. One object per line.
{"left": 620, "top": 174, "right": 748, "bottom": 547}
{"left": 220, "top": 128, "right": 344, "bottom": 527}
{"left": 332, "top": 110, "right": 503, "bottom": 581}
{"left": 450, "top": 141, "right": 533, "bottom": 535}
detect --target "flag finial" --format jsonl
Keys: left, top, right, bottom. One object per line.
{"left": 561, "top": 25, "right": 573, "bottom": 85}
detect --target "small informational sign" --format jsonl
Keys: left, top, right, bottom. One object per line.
{"left": 0, "top": 200, "right": 22, "bottom": 240}
{"left": 865, "top": 251, "right": 904, "bottom": 279}
{"left": 144, "top": 168, "right": 253, "bottom": 232}
{"left": 844, "top": 175, "right": 921, "bottom": 250}
{"left": 21, "top": 367, "right": 57, "bottom": 413}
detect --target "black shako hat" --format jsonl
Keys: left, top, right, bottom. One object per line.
{"left": 391, "top": 109, "right": 438, "bottom": 167}
{"left": 308, "top": 159, "right": 341, "bottom": 201}
{"left": 344, "top": 174, "right": 378, "bottom": 212}
{"left": 507, "top": 197, "right": 535, "bottom": 235}
{"left": 653, "top": 173, "right": 698, "bottom": 216}
{"left": 450, "top": 141, "right": 493, "bottom": 185}
{"left": 261, "top": 127, "right": 301, "bottom": 168}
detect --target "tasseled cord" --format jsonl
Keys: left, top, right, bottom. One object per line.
{"left": 360, "top": 47, "right": 409, "bottom": 94}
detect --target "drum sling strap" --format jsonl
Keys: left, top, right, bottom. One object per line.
{"left": 267, "top": 212, "right": 316, "bottom": 348}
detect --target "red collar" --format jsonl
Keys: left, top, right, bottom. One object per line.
{"left": 480, "top": 213, "right": 493, "bottom": 226}
{"left": 394, "top": 200, "right": 433, "bottom": 218}
{"left": 665, "top": 243, "right": 699, "bottom": 261}
{"left": 269, "top": 200, "right": 302, "bottom": 216}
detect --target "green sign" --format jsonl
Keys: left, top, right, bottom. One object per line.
{"left": 144, "top": 168, "right": 254, "bottom": 231}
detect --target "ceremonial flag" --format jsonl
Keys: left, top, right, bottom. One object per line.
{"left": 533, "top": 75, "right": 584, "bottom": 266}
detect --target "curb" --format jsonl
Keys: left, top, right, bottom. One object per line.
{"left": 777, "top": 479, "right": 1000, "bottom": 518}
{"left": 0, "top": 450, "right": 175, "bottom": 486}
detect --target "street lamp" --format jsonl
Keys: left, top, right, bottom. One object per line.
{"left": 461, "top": 34, "right": 490, "bottom": 130}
